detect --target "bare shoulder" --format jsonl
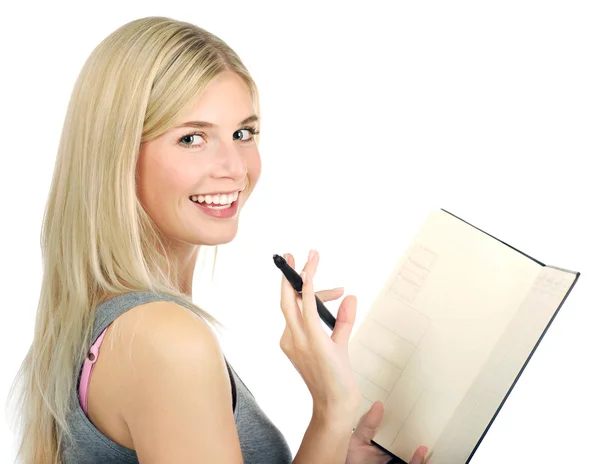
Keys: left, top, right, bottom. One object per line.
{"left": 101, "top": 300, "right": 242, "bottom": 463}
{"left": 110, "top": 299, "right": 219, "bottom": 360}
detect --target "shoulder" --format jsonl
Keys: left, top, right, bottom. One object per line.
{"left": 99, "top": 300, "right": 242, "bottom": 461}
{"left": 110, "top": 298, "right": 218, "bottom": 350}
{"left": 105, "top": 299, "right": 225, "bottom": 391}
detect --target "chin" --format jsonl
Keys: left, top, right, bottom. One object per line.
{"left": 191, "top": 227, "right": 239, "bottom": 246}
{"left": 202, "top": 235, "right": 236, "bottom": 246}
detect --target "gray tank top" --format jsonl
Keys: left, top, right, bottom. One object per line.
{"left": 60, "top": 291, "right": 292, "bottom": 463}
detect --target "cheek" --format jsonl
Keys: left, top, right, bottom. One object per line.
{"left": 247, "top": 152, "right": 262, "bottom": 185}
{"left": 162, "top": 164, "right": 196, "bottom": 191}
{"left": 137, "top": 152, "right": 194, "bottom": 209}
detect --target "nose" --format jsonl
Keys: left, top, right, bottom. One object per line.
{"left": 215, "top": 141, "right": 248, "bottom": 180}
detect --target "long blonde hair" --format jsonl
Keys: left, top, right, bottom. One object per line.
{"left": 6, "top": 16, "right": 260, "bottom": 464}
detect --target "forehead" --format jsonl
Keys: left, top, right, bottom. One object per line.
{"left": 176, "top": 72, "right": 256, "bottom": 128}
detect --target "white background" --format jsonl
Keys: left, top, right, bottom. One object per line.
{"left": 1, "top": 1, "right": 599, "bottom": 463}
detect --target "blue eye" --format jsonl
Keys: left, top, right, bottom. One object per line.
{"left": 178, "top": 133, "right": 204, "bottom": 148}
{"left": 234, "top": 127, "right": 260, "bottom": 142}
{"left": 178, "top": 126, "right": 260, "bottom": 149}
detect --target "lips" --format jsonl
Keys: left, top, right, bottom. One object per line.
{"left": 190, "top": 195, "right": 240, "bottom": 218}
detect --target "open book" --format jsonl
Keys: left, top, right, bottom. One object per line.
{"left": 348, "top": 209, "right": 580, "bottom": 464}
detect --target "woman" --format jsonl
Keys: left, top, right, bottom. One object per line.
{"left": 8, "top": 16, "right": 428, "bottom": 464}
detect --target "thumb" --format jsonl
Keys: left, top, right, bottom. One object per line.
{"left": 352, "top": 401, "right": 384, "bottom": 443}
{"left": 331, "top": 295, "right": 357, "bottom": 345}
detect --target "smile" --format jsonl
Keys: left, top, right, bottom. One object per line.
{"left": 189, "top": 190, "right": 240, "bottom": 206}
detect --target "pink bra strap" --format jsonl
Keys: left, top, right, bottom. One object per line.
{"left": 78, "top": 325, "right": 109, "bottom": 415}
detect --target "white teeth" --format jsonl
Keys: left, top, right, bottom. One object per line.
{"left": 190, "top": 191, "right": 239, "bottom": 205}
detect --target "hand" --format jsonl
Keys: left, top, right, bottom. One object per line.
{"left": 279, "top": 250, "right": 361, "bottom": 420}
{"left": 346, "top": 401, "right": 428, "bottom": 464}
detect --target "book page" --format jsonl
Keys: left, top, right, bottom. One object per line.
{"left": 430, "top": 265, "right": 577, "bottom": 463}
{"left": 348, "top": 209, "right": 554, "bottom": 462}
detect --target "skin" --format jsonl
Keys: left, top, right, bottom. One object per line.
{"left": 88, "top": 70, "right": 261, "bottom": 451}
{"left": 135, "top": 70, "right": 261, "bottom": 296}
{"left": 347, "top": 400, "right": 428, "bottom": 463}
{"left": 88, "top": 70, "right": 427, "bottom": 462}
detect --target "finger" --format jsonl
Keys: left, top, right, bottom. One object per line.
{"left": 289, "top": 254, "right": 306, "bottom": 315}
{"left": 352, "top": 400, "right": 384, "bottom": 443}
{"left": 280, "top": 253, "right": 304, "bottom": 340}
{"left": 300, "top": 248, "right": 319, "bottom": 280}
{"left": 299, "top": 250, "right": 321, "bottom": 330}
{"left": 285, "top": 253, "right": 295, "bottom": 268}
{"left": 330, "top": 294, "right": 357, "bottom": 345}
{"left": 408, "top": 446, "right": 428, "bottom": 464}
{"left": 282, "top": 325, "right": 292, "bottom": 340}
{"left": 281, "top": 325, "right": 302, "bottom": 373}
{"left": 280, "top": 325, "right": 293, "bottom": 354}
{"left": 314, "top": 287, "right": 344, "bottom": 303}
{"left": 300, "top": 261, "right": 322, "bottom": 335}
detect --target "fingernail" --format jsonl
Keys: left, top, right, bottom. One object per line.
{"left": 333, "top": 287, "right": 344, "bottom": 292}
{"left": 308, "top": 249, "right": 315, "bottom": 260}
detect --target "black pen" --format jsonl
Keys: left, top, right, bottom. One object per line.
{"left": 273, "top": 253, "right": 337, "bottom": 331}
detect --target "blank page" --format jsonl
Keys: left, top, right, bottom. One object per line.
{"left": 348, "top": 209, "right": 577, "bottom": 463}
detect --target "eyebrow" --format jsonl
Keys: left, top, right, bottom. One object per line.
{"left": 175, "top": 114, "right": 259, "bottom": 130}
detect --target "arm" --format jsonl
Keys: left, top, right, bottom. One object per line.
{"left": 114, "top": 299, "right": 357, "bottom": 463}
{"left": 278, "top": 250, "right": 363, "bottom": 464}
{"left": 293, "top": 407, "right": 355, "bottom": 464}
{"left": 114, "top": 301, "right": 244, "bottom": 463}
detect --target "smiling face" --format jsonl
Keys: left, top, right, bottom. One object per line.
{"left": 136, "top": 71, "right": 261, "bottom": 247}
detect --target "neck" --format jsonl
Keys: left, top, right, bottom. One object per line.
{"left": 166, "top": 242, "right": 201, "bottom": 297}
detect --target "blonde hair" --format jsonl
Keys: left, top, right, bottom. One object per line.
{"left": 6, "top": 16, "right": 261, "bottom": 464}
